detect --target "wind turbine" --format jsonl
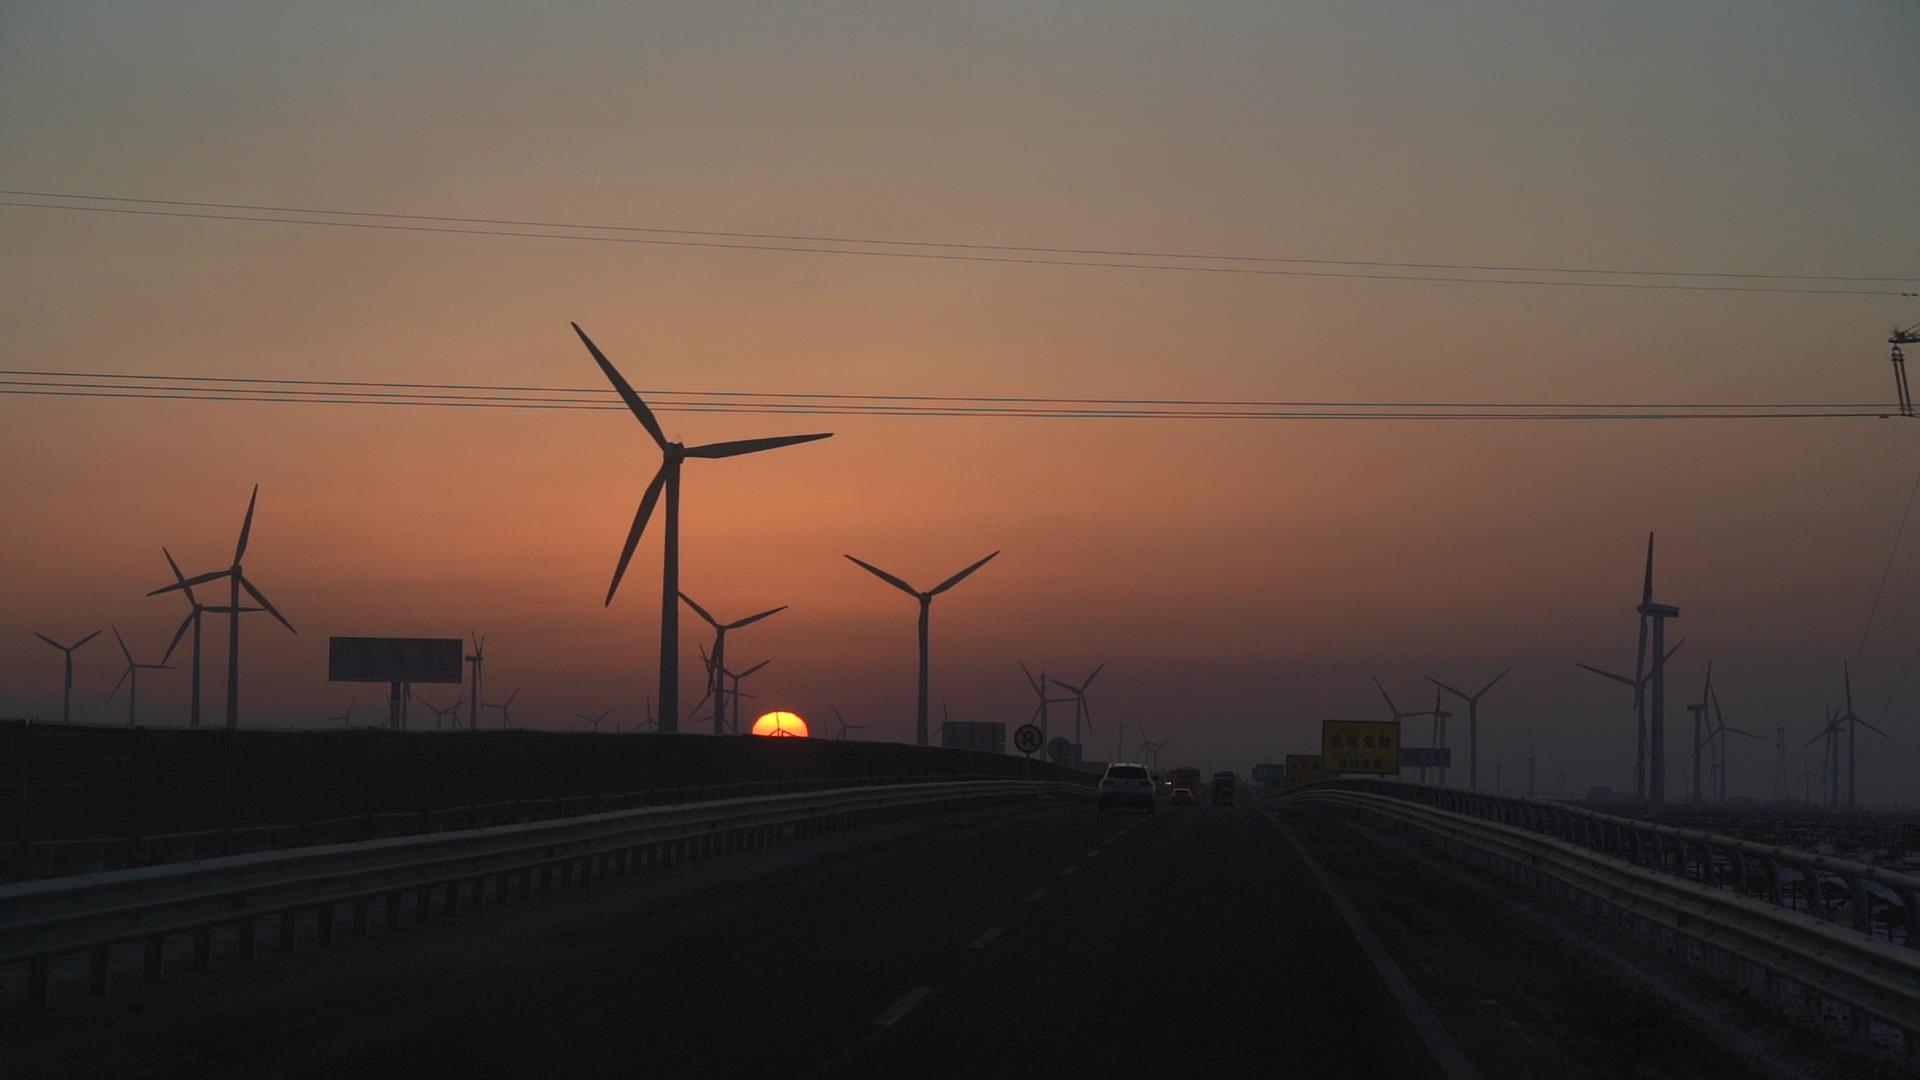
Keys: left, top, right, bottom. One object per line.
{"left": 679, "top": 593, "right": 784, "bottom": 736}
{"left": 844, "top": 551, "right": 999, "bottom": 747}
{"left": 327, "top": 701, "right": 355, "bottom": 728}
{"left": 1425, "top": 688, "right": 1451, "bottom": 786}
{"left": 574, "top": 323, "right": 832, "bottom": 735}
{"left": 1686, "top": 664, "right": 1715, "bottom": 806}
{"left": 832, "top": 705, "right": 866, "bottom": 741}
{"left": 1707, "top": 678, "right": 1761, "bottom": 802}
{"left": 723, "top": 658, "right": 772, "bottom": 736}
{"left": 106, "top": 624, "right": 171, "bottom": 727}
{"left": 147, "top": 486, "right": 295, "bottom": 730}
{"left": 1632, "top": 533, "right": 1680, "bottom": 807}
{"left": 1050, "top": 663, "right": 1105, "bottom": 762}
{"left": 1574, "top": 637, "right": 1685, "bottom": 801}
{"left": 32, "top": 628, "right": 100, "bottom": 724}
{"left": 483, "top": 687, "right": 520, "bottom": 730}
{"left": 154, "top": 548, "right": 211, "bottom": 727}
{"left": 1020, "top": 662, "right": 1073, "bottom": 743}
{"left": 1834, "top": 662, "right": 1893, "bottom": 809}
{"left": 575, "top": 708, "right": 613, "bottom": 734}
{"left": 1373, "top": 678, "right": 1432, "bottom": 781}
{"left": 1425, "top": 668, "right": 1510, "bottom": 793}
{"left": 1803, "top": 704, "right": 1843, "bottom": 808}
{"left": 465, "top": 632, "right": 485, "bottom": 732}
{"left": 417, "top": 690, "right": 466, "bottom": 731}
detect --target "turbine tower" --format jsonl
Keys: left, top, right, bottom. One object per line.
{"left": 1575, "top": 637, "right": 1685, "bottom": 801}
{"left": 1803, "top": 704, "right": 1843, "bottom": 807}
{"left": 1707, "top": 678, "right": 1760, "bottom": 802}
{"left": 844, "top": 551, "right": 999, "bottom": 747}
{"left": 32, "top": 628, "right": 100, "bottom": 724}
{"left": 574, "top": 324, "right": 832, "bottom": 735}
{"left": 679, "top": 593, "right": 784, "bottom": 736}
{"left": 1373, "top": 678, "right": 1434, "bottom": 781}
{"left": 1426, "top": 688, "right": 1452, "bottom": 787}
{"left": 483, "top": 687, "right": 520, "bottom": 730}
{"left": 466, "top": 632, "right": 485, "bottom": 732}
{"left": 1686, "top": 664, "right": 1714, "bottom": 806}
{"left": 720, "top": 658, "right": 772, "bottom": 736}
{"left": 1425, "top": 668, "right": 1510, "bottom": 793}
{"left": 148, "top": 486, "right": 295, "bottom": 730}
{"left": 106, "top": 624, "right": 171, "bottom": 727}
{"left": 832, "top": 705, "right": 866, "bottom": 741}
{"left": 1771, "top": 727, "right": 1791, "bottom": 803}
{"left": 1020, "top": 662, "right": 1072, "bottom": 743}
{"left": 1834, "top": 662, "right": 1893, "bottom": 809}
{"left": 155, "top": 549, "right": 210, "bottom": 727}
{"left": 1050, "top": 663, "right": 1106, "bottom": 763}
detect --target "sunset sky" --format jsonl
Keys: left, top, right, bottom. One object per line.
{"left": 3, "top": 4, "right": 1917, "bottom": 803}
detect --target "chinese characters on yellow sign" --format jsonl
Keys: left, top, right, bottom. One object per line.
{"left": 1320, "top": 720, "right": 1400, "bottom": 775}
{"left": 1284, "top": 754, "right": 1327, "bottom": 783}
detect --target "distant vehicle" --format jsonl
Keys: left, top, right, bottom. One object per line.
{"left": 1171, "top": 787, "right": 1196, "bottom": 806}
{"left": 1169, "top": 766, "right": 1203, "bottom": 793}
{"left": 1210, "top": 773, "right": 1236, "bottom": 807}
{"left": 1098, "top": 763, "right": 1158, "bottom": 813}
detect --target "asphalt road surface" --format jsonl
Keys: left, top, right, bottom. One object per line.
{"left": 10, "top": 794, "right": 1452, "bottom": 1078}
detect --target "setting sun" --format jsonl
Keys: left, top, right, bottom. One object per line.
{"left": 750, "top": 711, "right": 809, "bottom": 738}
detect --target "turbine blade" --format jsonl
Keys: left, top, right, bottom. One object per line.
{"left": 1474, "top": 667, "right": 1511, "bottom": 698}
{"left": 1082, "top": 662, "right": 1106, "bottom": 689}
{"left": 72, "top": 629, "right": 102, "bottom": 649}
{"left": 1019, "top": 661, "right": 1041, "bottom": 694}
{"left": 1843, "top": 660, "right": 1855, "bottom": 716}
{"left": 148, "top": 569, "right": 228, "bottom": 597}
{"left": 162, "top": 546, "right": 199, "bottom": 604}
{"left": 573, "top": 323, "right": 668, "bottom": 448}
{"left": 844, "top": 555, "right": 918, "bottom": 596}
{"left": 112, "top": 623, "right": 132, "bottom": 664}
{"left": 737, "top": 658, "right": 772, "bottom": 678}
{"left": 727, "top": 604, "right": 787, "bottom": 630}
{"left": 1641, "top": 532, "right": 1654, "bottom": 605}
{"left": 929, "top": 551, "right": 1000, "bottom": 596}
{"left": 684, "top": 432, "right": 833, "bottom": 459}
{"left": 161, "top": 610, "right": 195, "bottom": 665}
{"left": 606, "top": 466, "right": 668, "bottom": 606}
{"left": 1663, "top": 637, "right": 1685, "bottom": 663}
{"left": 1373, "top": 677, "right": 1399, "bottom": 718}
{"left": 505, "top": 687, "right": 520, "bottom": 706}
{"left": 1631, "top": 611, "right": 1649, "bottom": 709}
{"left": 1573, "top": 663, "right": 1635, "bottom": 688}
{"left": 107, "top": 664, "right": 129, "bottom": 703}
{"left": 677, "top": 591, "right": 719, "bottom": 628}
{"left": 239, "top": 577, "right": 297, "bottom": 633}
{"left": 32, "top": 632, "right": 61, "bottom": 650}
{"left": 1426, "top": 676, "right": 1470, "bottom": 700}
{"left": 1856, "top": 717, "right": 1894, "bottom": 741}
{"left": 234, "top": 485, "right": 260, "bottom": 564}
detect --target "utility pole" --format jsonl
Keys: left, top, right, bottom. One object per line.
{"left": 1890, "top": 324, "right": 1918, "bottom": 418}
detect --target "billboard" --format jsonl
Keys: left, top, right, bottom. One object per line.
{"left": 940, "top": 720, "right": 1006, "bottom": 754}
{"left": 1284, "top": 754, "right": 1328, "bottom": 783}
{"left": 328, "top": 637, "right": 464, "bottom": 684}
{"left": 1251, "top": 763, "right": 1286, "bottom": 791}
{"left": 1321, "top": 720, "right": 1400, "bottom": 775}
{"left": 1399, "top": 747, "right": 1451, "bottom": 769}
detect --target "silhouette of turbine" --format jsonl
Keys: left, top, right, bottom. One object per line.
{"left": 417, "top": 690, "right": 466, "bottom": 731}
{"left": 148, "top": 486, "right": 295, "bottom": 730}
{"left": 484, "top": 687, "right": 520, "bottom": 730}
{"left": 574, "top": 323, "right": 832, "bottom": 736}
{"left": 1020, "top": 662, "right": 1073, "bottom": 744}
{"left": 1575, "top": 636, "right": 1684, "bottom": 801}
{"left": 833, "top": 705, "right": 866, "bottom": 741}
{"left": 1425, "top": 668, "right": 1510, "bottom": 793}
{"left": 844, "top": 551, "right": 999, "bottom": 747}
{"left": 575, "top": 708, "right": 613, "bottom": 733}
{"left": 106, "top": 623, "right": 171, "bottom": 727}
{"left": 32, "top": 628, "right": 100, "bottom": 724}
{"left": 679, "top": 593, "right": 784, "bottom": 736}
{"left": 465, "top": 632, "right": 486, "bottom": 732}
{"left": 1833, "top": 661, "right": 1892, "bottom": 809}
{"left": 1049, "top": 663, "right": 1105, "bottom": 761}
{"left": 154, "top": 548, "right": 213, "bottom": 727}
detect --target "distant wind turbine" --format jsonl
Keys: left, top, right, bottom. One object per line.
{"left": 844, "top": 550, "right": 999, "bottom": 747}
{"left": 1050, "top": 663, "right": 1105, "bottom": 761}
{"left": 106, "top": 623, "right": 171, "bottom": 727}
{"left": 466, "top": 632, "right": 486, "bottom": 732}
{"left": 1425, "top": 668, "right": 1509, "bottom": 793}
{"left": 484, "top": 687, "right": 520, "bottom": 730}
{"left": 32, "top": 628, "right": 100, "bottom": 724}
{"left": 1020, "top": 662, "right": 1073, "bottom": 743}
{"left": 573, "top": 323, "right": 832, "bottom": 735}
{"left": 721, "top": 658, "right": 772, "bottom": 736}
{"left": 833, "top": 705, "right": 866, "bottom": 741}
{"left": 327, "top": 701, "right": 355, "bottom": 728}
{"left": 1834, "top": 662, "right": 1892, "bottom": 809}
{"left": 1574, "top": 636, "right": 1684, "bottom": 801}
{"left": 148, "top": 486, "right": 295, "bottom": 730}
{"left": 575, "top": 708, "right": 613, "bottom": 734}
{"left": 417, "top": 690, "right": 466, "bottom": 731}
{"left": 154, "top": 548, "right": 210, "bottom": 727}
{"left": 679, "top": 593, "right": 784, "bottom": 736}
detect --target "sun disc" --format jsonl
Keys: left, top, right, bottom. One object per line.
{"left": 751, "top": 710, "right": 809, "bottom": 738}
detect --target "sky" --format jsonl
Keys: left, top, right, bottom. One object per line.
{"left": 2, "top": 3, "right": 1918, "bottom": 804}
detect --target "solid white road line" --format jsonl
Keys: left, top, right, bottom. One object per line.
{"left": 1265, "top": 814, "right": 1483, "bottom": 1080}
{"left": 871, "top": 986, "right": 933, "bottom": 1027}
{"left": 1024, "top": 886, "right": 1050, "bottom": 903}
{"left": 968, "top": 926, "right": 1003, "bottom": 950}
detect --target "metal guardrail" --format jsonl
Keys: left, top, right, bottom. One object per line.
{"left": 1281, "top": 781, "right": 1920, "bottom": 1069}
{"left": 0, "top": 778, "right": 1088, "bottom": 1009}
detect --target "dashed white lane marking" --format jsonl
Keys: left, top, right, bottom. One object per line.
{"left": 1059, "top": 865, "right": 1079, "bottom": 877}
{"left": 1086, "top": 849, "right": 1101, "bottom": 858}
{"left": 968, "top": 926, "right": 1003, "bottom": 950}
{"left": 1102, "top": 837, "right": 1117, "bottom": 845}
{"left": 1024, "top": 886, "right": 1050, "bottom": 903}
{"left": 871, "top": 985, "right": 933, "bottom": 1027}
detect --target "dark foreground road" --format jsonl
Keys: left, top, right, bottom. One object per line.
{"left": 8, "top": 795, "right": 1447, "bottom": 1078}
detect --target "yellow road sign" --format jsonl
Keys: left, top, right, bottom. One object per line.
{"left": 1320, "top": 720, "right": 1400, "bottom": 775}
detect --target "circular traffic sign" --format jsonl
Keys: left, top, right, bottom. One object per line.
{"left": 1014, "top": 723, "right": 1044, "bottom": 755}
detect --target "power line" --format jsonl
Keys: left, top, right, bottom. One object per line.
{"left": 5, "top": 197, "right": 1915, "bottom": 298}
{"left": 0, "top": 368, "right": 1892, "bottom": 411}
{"left": 7, "top": 188, "right": 1914, "bottom": 285}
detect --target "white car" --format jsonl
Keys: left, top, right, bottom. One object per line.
{"left": 1098, "top": 763, "right": 1158, "bottom": 813}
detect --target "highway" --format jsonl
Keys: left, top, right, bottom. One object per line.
{"left": 7, "top": 794, "right": 1757, "bottom": 1078}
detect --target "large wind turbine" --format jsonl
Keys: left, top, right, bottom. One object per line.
{"left": 106, "top": 624, "right": 171, "bottom": 727}
{"left": 1020, "top": 662, "right": 1073, "bottom": 743}
{"left": 1633, "top": 533, "right": 1680, "bottom": 807}
{"left": 33, "top": 628, "right": 100, "bottom": 724}
{"left": 1707, "top": 679, "right": 1761, "bottom": 803}
{"left": 574, "top": 324, "right": 831, "bottom": 735}
{"left": 148, "top": 486, "right": 295, "bottom": 729}
{"left": 1425, "top": 668, "right": 1510, "bottom": 792}
{"left": 679, "top": 593, "right": 784, "bottom": 735}
{"left": 844, "top": 551, "right": 999, "bottom": 747}
{"left": 1803, "top": 704, "right": 1843, "bottom": 807}
{"left": 1372, "top": 678, "right": 1433, "bottom": 781}
{"left": 1050, "top": 663, "right": 1105, "bottom": 762}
